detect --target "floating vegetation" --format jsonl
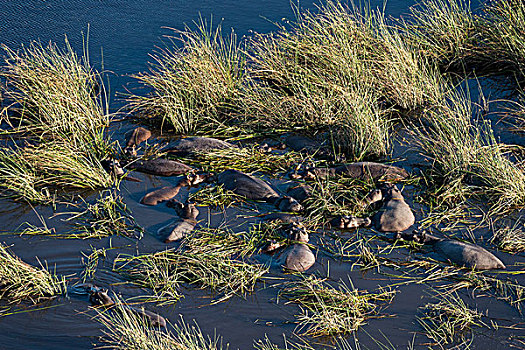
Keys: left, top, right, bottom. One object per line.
{"left": 188, "top": 183, "right": 246, "bottom": 209}
{"left": 179, "top": 145, "right": 303, "bottom": 175}
{"left": 418, "top": 291, "right": 487, "bottom": 347}
{"left": 65, "top": 190, "right": 143, "bottom": 239}
{"left": 114, "top": 228, "right": 268, "bottom": 304}
{"left": 0, "top": 243, "right": 66, "bottom": 304}
{"left": 491, "top": 221, "right": 525, "bottom": 253}
{"left": 96, "top": 301, "right": 226, "bottom": 350}
{"left": 280, "top": 276, "right": 396, "bottom": 337}
{"left": 128, "top": 21, "right": 246, "bottom": 135}
{"left": 80, "top": 247, "right": 108, "bottom": 282}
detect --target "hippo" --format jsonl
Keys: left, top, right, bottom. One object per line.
{"left": 140, "top": 177, "right": 190, "bottom": 206}
{"left": 284, "top": 134, "right": 331, "bottom": 158}
{"left": 329, "top": 216, "right": 372, "bottom": 230}
{"left": 165, "top": 137, "right": 236, "bottom": 157}
{"left": 360, "top": 188, "right": 383, "bottom": 209}
{"left": 157, "top": 200, "right": 199, "bottom": 243}
{"left": 215, "top": 169, "right": 302, "bottom": 212}
{"left": 126, "top": 158, "right": 192, "bottom": 176}
{"left": 401, "top": 231, "right": 506, "bottom": 270}
{"left": 87, "top": 286, "right": 166, "bottom": 327}
{"left": 124, "top": 127, "right": 152, "bottom": 156}
{"left": 275, "top": 224, "right": 315, "bottom": 272}
{"left": 293, "top": 162, "right": 408, "bottom": 182}
{"left": 372, "top": 184, "right": 414, "bottom": 232}
{"left": 286, "top": 183, "right": 312, "bottom": 203}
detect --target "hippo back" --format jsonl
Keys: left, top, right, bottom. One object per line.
{"left": 433, "top": 240, "right": 505, "bottom": 270}
{"left": 280, "top": 244, "right": 315, "bottom": 272}
{"left": 169, "top": 137, "right": 234, "bottom": 155}
{"left": 217, "top": 169, "right": 279, "bottom": 200}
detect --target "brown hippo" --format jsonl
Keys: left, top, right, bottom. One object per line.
{"left": 276, "top": 224, "right": 316, "bottom": 272}
{"left": 284, "top": 134, "right": 330, "bottom": 158}
{"left": 87, "top": 286, "right": 166, "bottom": 327}
{"left": 372, "top": 184, "right": 414, "bottom": 232}
{"left": 360, "top": 188, "right": 383, "bottom": 209}
{"left": 401, "top": 231, "right": 506, "bottom": 270}
{"left": 124, "top": 127, "right": 152, "bottom": 156}
{"left": 293, "top": 162, "right": 408, "bottom": 182}
{"left": 215, "top": 169, "right": 302, "bottom": 212}
{"left": 329, "top": 216, "right": 372, "bottom": 230}
{"left": 165, "top": 137, "right": 236, "bottom": 157}
{"left": 127, "top": 158, "right": 192, "bottom": 176}
{"left": 157, "top": 200, "right": 199, "bottom": 243}
{"left": 140, "top": 177, "right": 190, "bottom": 206}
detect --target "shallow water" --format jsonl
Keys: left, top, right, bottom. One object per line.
{"left": 0, "top": 1, "right": 522, "bottom": 350}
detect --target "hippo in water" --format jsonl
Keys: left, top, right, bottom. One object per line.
{"left": 329, "top": 216, "right": 372, "bottom": 230}
{"left": 140, "top": 177, "right": 190, "bottom": 206}
{"left": 400, "top": 231, "right": 506, "bottom": 270}
{"left": 86, "top": 285, "right": 166, "bottom": 328}
{"left": 165, "top": 137, "right": 236, "bottom": 157}
{"left": 126, "top": 158, "right": 192, "bottom": 177}
{"left": 275, "top": 224, "right": 316, "bottom": 272}
{"left": 372, "top": 184, "right": 414, "bottom": 232}
{"left": 292, "top": 162, "right": 408, "bottom": 182}
{"left": 286, "top": 183, "right": 312, "bottom": 204}
{"left": 261, "top": 212, "right": 304, "bottom": 224}
{"left": 157, "top": 200, "right": 199, "bottom": 243}
{"left": 214, "top": 169, "right": 302, "bottom": 212}
{"left": 124, "top": 127, "right": 152, "bottom": 156}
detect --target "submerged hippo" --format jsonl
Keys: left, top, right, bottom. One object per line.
{"left": 329, "top": 216, "right": 371, "bottom": 230}
{"left": 140, "top": 177, "right": 190, "bottom": 206}
{"left": 293, "top": 162, "right": 408, "bottom": 182}
{"left": 372, "top": 184, "right": 414, "bottom": 232}
{"left": 165, "top": 137, "right": 236, "bottom": 156}
{"left": 87, "top": 286, "right": 166, "bottom": 327}
{"left": 286, "top": 183, "right": 312, "bottom": 203}
{"left": 124, "top": 127, "right": 152, "bottom": 156}
{"left": 127, "top": 158, "right": 192, "bottom": 176}
{"left": 401, "top": 231, "right": 506, "bottom": 270}
{"left": 276, "top": 224, "right": 316, "bottom": 272}
{"left": 215, "top": 169, "right": 302, "bottom": 212}
{"left": 157, "top": 200, "right": 199, "bottom": 243}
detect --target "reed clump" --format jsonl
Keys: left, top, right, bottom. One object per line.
{"left": 96, "top": 301, "right": 227, "bottom": 350}
{"left": 418, "top": 291, "right": 487, "bottom": 347}
{"left": 128, "top": 22, "right": 246, "bottom": 135}
{"left": 0, "top": 40, "right": 116, "bottom": 204}
{"left": 0, "top": 243, "right": 66, "bottom": 304}
{"left": 115, "top": 228, "right": 268, "bottom": 304}
{"left": 280, "top": 276, "right": 395, "bottom": 336}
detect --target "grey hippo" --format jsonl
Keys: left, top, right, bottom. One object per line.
{"left": 292, "top": 162, "right": 408, "bottom": 182}
{"left": 275, "top": 224, "right": 316, "bottom": 272}
{"left": 165, "top": 136, "right": 236, "bottom": 157}
{"left": 372, "top": 184, "right": 415, "bottom": 232}
{"left": 214, "top": 169, "right": 303, "bottom": 212}
{"left": 400, "top": 231, "right": 506, "bottom": 270}
{"left": 87, "top": 285, "right": 166, "bottom": 328}
{"left": 126, "top": 158, "right": 193, "bottom": 177}
{"left": 157, "top": 200, "right": 199, "bottom": 243}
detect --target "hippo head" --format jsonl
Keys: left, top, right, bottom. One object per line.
{"left": 101, "top": 159, "right": 124, "bottom": 177}
{"left": 187, "top": 172, "right": 210, "bottom": 186}
{"left": 287, "top": 224, "right": 309, "bottom": 243}
{"left": 380, "top": 183, "right": 404, "bottom": 200}
{"left": 362, "top": 188, "right": 383, "bottom": 207}
{"left": 89, "top": 289, "right": 114, "bottom": 307}
{"left": 276, "top": 196, "right": 303, "bottom": 212}
{"left": 167, "top": 200, "right": 199, "bottom": 220}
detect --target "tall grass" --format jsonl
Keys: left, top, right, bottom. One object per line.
{"left": 0, "top": 243, "right": 66, "bottom": 303}
{"left": 128, "top": 21, "right": 246, "bottom": 135}
{"left": 1, "top": 39, "right": 109, "bottom": 149}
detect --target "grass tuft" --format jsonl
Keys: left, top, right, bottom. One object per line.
{"left": 0, "top": 243, "right": 66, "bottom": 304}
{"left": 280, "top": 275, "right": 396, "bottom": 337}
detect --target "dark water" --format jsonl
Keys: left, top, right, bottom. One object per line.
{"left": 0, "top": 1, "right": 521, "bottom": 350}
